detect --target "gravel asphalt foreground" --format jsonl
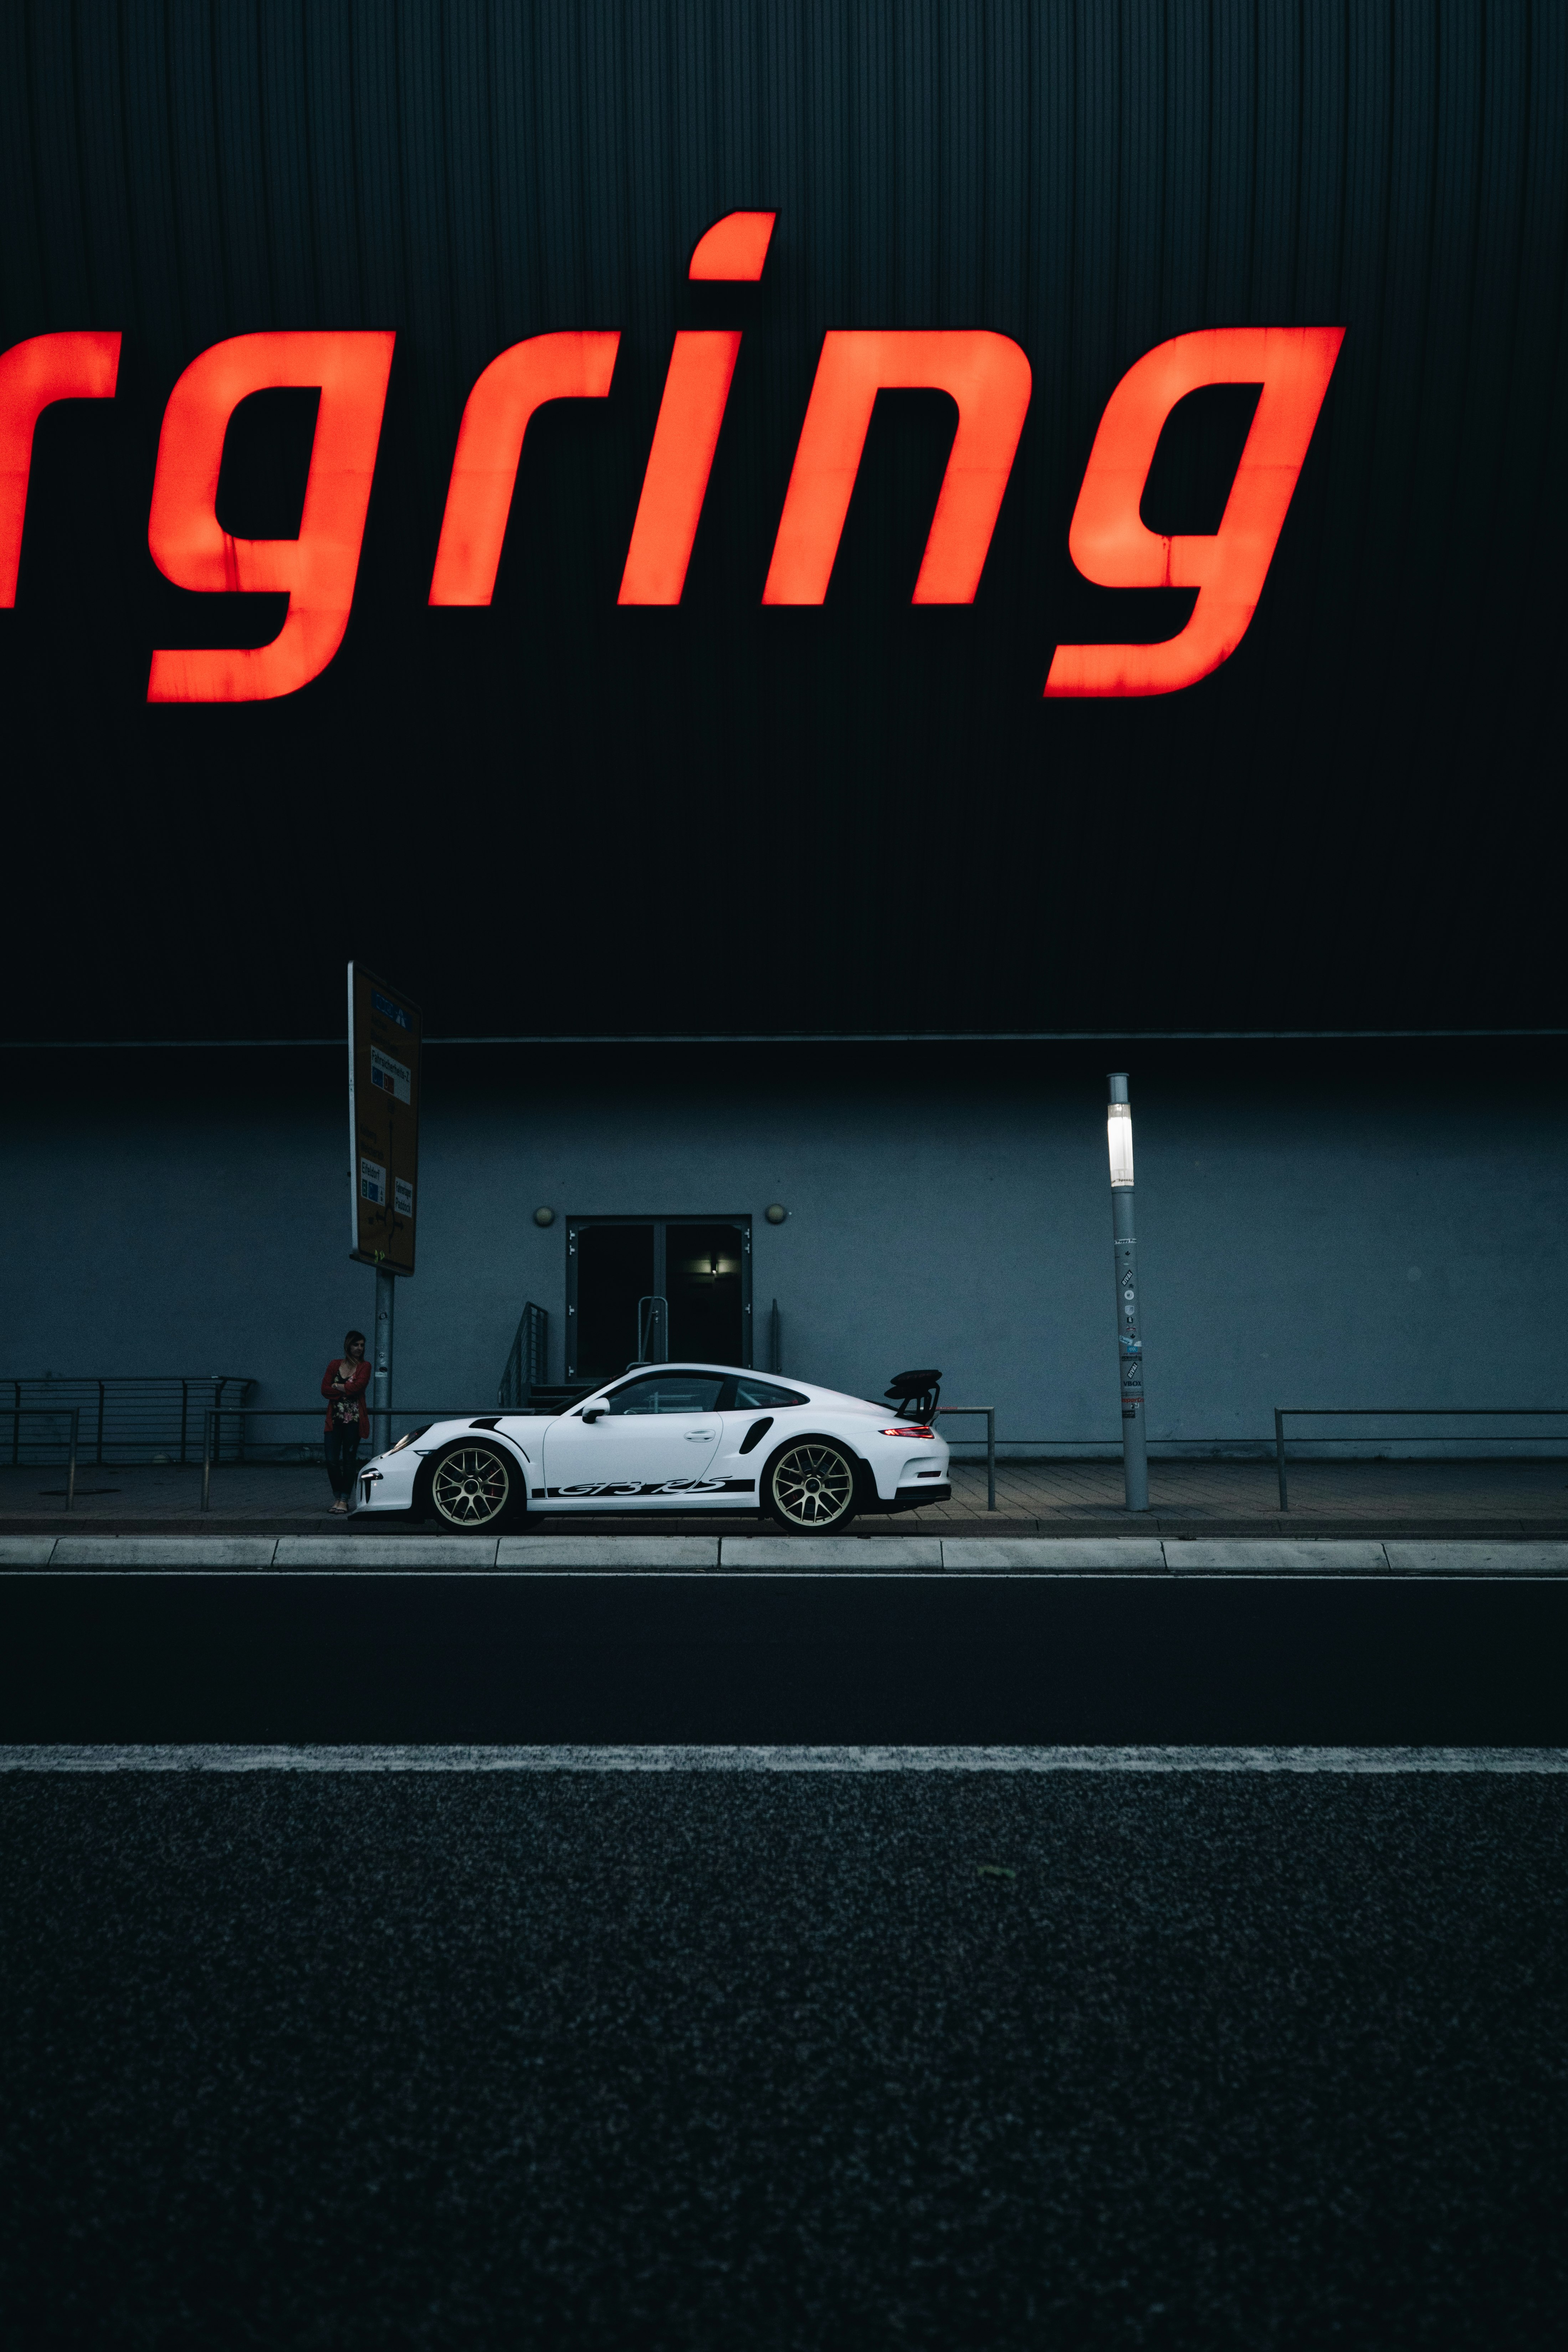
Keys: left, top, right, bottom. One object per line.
{"left": 1, "top": 1763, "right": 1566, "bottom": 2350}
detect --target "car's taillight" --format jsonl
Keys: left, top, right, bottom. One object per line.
{"left": 880, "top": 1424, "right": 934, "bottom": 1438}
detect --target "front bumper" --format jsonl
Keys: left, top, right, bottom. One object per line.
{"left": 352, "top": 1454, "right": 420, "bottom": 1513}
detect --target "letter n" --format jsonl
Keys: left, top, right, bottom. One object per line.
{"left": 762, "top": 330, "right": 1032, "bottom": 604}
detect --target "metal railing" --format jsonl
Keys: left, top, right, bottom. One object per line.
{"left": 498, "top": 1303, "right": 549, "bottom": 1409}
{"left": 199, "top": 1406, "right": 483, "bottom": 1512}
{"left": 936, "top": 1405, "right": 996, "bottom": 1511}
{"left": 636, "top": 1296, "right": 669, "bottom": 1363}
{"left": 1, "top": 1406, "right": 81, "bottom": 1509}
{"left": 1273, "top": 1406, "right": 1568, "bottom": 1511}
{"left": 2, "top": 1375, "right": 253, "bottom": 1466}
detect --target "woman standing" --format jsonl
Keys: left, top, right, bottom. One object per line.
{"left": 322, "top": 1330, "right": 371, "bottom": 1513}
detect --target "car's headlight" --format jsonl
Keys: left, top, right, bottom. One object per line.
{"left": 385, "top": 1425, "right": 430, "bottom": 1455}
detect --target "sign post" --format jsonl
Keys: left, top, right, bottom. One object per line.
{"left": 347, "top": 964, "right": 421, "bottom": 1451}
{"left": 1106, "top": 1072, "right": 1149, "bottom": 1512}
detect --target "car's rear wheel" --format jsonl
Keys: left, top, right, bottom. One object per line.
{"left": 764, "top": 1438, "right": 859, "bottom": 1532}
{"left": 419, "top": 1441, "right": 525, "bottom": 1532}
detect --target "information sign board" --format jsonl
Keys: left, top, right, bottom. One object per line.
{"left": 347, "top": 963, "right": 421, "bottom": 1272}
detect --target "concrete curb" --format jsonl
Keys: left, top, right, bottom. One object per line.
{"left": 497, "top": 1536, "right": 719, "bottom": 1570}
{"left": 1160, "top": 1538, "right": 1389, "bottom": 1572}
{"left": 943, "top": 1536, "right": 1166, "bottom": 1572}
{"left": 273, "top": 1536, "right": 502, "bottom": 1569}
{"left": 720, "top": 1536, "right": 944, "bottom": 1572}
{"left": 6, "top": 1514, "right": 1568, "bottom": 1543}
{"left": 1382, "top": 1539, "right": 1560, "bottom": 1575}
{"left": 6, "top": 1533, "right": 1568, "bottom": 1575}
{"left": 41, "top": 1536, "right": 280, "bottom": 1569}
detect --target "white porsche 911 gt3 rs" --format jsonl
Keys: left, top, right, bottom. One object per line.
{"left": 351, "top": 1364, "right": 952, "bottom": 1533}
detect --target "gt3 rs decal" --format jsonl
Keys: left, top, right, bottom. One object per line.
{"left": 546, "top": 1477, "right": 757, "bottom": 1497}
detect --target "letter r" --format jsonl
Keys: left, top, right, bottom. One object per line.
{"left": 1045, "top": 326, "right": 1344, "bottom": 697}
{"left": 0, "top": 332, "right": 122, "bottom": 604}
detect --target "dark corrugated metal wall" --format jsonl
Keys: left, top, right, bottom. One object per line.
{"left": 0, "top": 0, "right": 1563, "bottom": 1039}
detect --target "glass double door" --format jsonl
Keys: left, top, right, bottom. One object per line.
{"left": 567, "top": 1217, "right": 751, "bottom": 1383}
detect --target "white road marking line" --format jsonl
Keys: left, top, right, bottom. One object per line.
{"left": 2, "top": 1745, "right": 1565, "bottom": 1773}
{"left": 6, "top": 1570, "right": 1567, "bottom": 1582}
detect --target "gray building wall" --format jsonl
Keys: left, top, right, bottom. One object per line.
{"left": 2, "top": 1043, "right": 1561, "bottom": 1457}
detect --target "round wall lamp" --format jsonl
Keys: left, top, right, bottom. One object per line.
{"left": 534, "top": 1206, "right": 556, "bottom": 1227}
{"left": 764, "top": 1203, "right": 788, "bottom": 1225}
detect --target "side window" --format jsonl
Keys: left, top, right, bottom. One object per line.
{"left": 600, "top": 1376, "right": 663, "bottom": 1416}
{"left": 730, "top": 1378, "right": 808, "bottom": 1410}
{"left": 604, "top": 1372, "right": 726, "bottom": 1415}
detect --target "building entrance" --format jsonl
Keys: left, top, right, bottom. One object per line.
{"left": 567, "top": 1217, "right": 752, "bottom": 1383}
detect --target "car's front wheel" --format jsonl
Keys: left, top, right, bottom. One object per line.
{"left": 763, "top": 1438, "right": 860, "bottom": 1532}
{"left": 419, "top": 1440, "right": 526, "bottom": 1532}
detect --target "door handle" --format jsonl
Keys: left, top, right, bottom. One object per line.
{"left": 685, "top": 1427, "right": 718, "bottom": 1440}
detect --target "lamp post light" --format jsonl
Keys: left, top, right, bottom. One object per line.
{"left": 1107, "top": 1073, "right": 1148, "bottom": 1512}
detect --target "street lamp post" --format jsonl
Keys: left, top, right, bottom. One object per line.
{"left": 1107, "top": 1072, "right": 1149, "bottom": 1512}
{"left": 372, "top": 1265, "right": 395, "bottom": 1456}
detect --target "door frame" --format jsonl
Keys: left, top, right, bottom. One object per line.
{"left": 565, "top": 1215, "right": 754, "bottom": 1379}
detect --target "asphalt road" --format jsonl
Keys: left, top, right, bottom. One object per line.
{"left": 4, "top": 1578, "right": 1565, "bottom": 2346}
{"left": 2, "top": 1573, "right": 1568, "bottom": 1743}
{"left": 1, "top": 1767, "right": 1565, "bottom": 2350}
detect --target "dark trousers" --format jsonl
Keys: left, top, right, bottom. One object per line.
{"left": 324, "top": 1426, "right": 362, "bottom": 1496}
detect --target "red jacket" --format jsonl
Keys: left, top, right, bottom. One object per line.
{"left": 322, "top": 1357, "right": 372, "bottom": 1438}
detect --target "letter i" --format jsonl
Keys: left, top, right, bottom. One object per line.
{"left": 616, "top": 211, "right": 776, "bottom": 605}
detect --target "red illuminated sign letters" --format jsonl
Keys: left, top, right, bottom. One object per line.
{"left": 146, "top": 330, "right": 394, "bottom": 703}
{"left": 687, "top": 211, "right": 778, "bottom": 280}
{"left": 618, "top": 333, "right": 743, "bottom": 605}
{"left": 1045, "top": 326, "right": 1345, "bottom": 697}
{"left": 763, "top": 330, "right": 1033, "bottom": 604}
{"left": 0, "top": 330, "right": 121, "bottom": 604}
{"left": 0, "top": 222, "right": 1344, "bottom": 701}
{"left": 620, "top": 211, "right": 775, "bottom": 604}
{"left": 429, "top": 330, "right": 620, "bottom": 605}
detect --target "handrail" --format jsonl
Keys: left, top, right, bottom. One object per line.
{"left": 1, "top": 1375, "right": 253, "bottom": 1469}
{"left": 636, "top": 1296, "right": 669, "bottom": 1364}
{"left": 936, "top": 1405, "right": 995, "bottom": 1512}
{"left": 198, "top": 1406, "right": 504, "bottom": 1512}
{"left": 498, "top": 1302, "right": 548, "bottom": 1409}
{"left": 1272, "top": 1405, "right": 1568, "bottom": 1511}
{"left": 1, "top": 1406, "right": 81, "bottom": 1510}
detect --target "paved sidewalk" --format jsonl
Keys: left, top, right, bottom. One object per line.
{"left": 928, "top": 1455, "right": 1568, "bottom": 1523}
{"left": 4, "top": 1454, "right": 1567, "bottom": 1539}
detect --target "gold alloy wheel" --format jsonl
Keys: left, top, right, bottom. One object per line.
{"left": 430, "top": 1444, "right": 513, "bottom": 1527}
{"left": 770, "top": 1441, "right": 856, "bottom": 1529}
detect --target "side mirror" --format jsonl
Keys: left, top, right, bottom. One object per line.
{"left": 582, "top": 1406, "right": 608, "bottom": 1423}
